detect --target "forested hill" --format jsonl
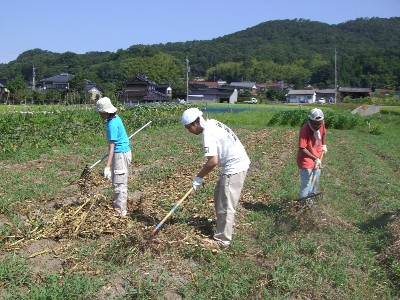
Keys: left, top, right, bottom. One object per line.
{"left": 153, "top": 18, "right": 400, "bottom": 74}
{"left": 1, "top": 17, "right": 399, "bottom": 93}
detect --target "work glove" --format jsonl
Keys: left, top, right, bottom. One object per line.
{"left": 104, "top": 167, "right": 112, "bottom": 180}
{"left": 192, "top": 176, "right": 203, "bottom": 191}
{"left": 322, "top": 145, "right": 328, "bottom": 153}
{"left": 314, "top": 158, "right": 322, "bottom": 169}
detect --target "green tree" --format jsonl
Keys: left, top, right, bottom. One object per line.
{"left": 7, "top": 74, "right": 26, "bottom": 93}
{"left": 120, "top": 52, "right": 186, "bottom": 96}
{"left": 206, "top": 62, "right": 244, "bottom": 82}
{"left": 68, "top": 74, "right": 84, "bottom": 93}
{"left": 265, "top": 89, "right": 287, "bottom": 102}
{"left": 281, "top": 60, "right": 311, "bottom": 88}
{"left": 7, "top": 74, "right": 27, "bottom": 104}
{"left": 251, "top": 59, "right": 282, "bottom": 82}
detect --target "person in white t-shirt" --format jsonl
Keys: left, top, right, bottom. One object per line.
{"left": 182, "top": 107, "right": 250, "bottom": 249}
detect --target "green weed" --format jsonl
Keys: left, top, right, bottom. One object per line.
{"left": 0, "top": 255, "right": 31, "bottom": 288}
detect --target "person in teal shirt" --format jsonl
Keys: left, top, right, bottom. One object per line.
{"left": 96, "top": 97, "right": 132, "bottom": 217}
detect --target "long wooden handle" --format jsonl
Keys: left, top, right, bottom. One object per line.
{"left": 150, "top": 187, "right": 194, "bottom": 235}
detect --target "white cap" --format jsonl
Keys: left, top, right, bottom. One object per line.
{"left": 181, "top": 107, "right": 203, "bottom": 126}
{"left": 309, "top": 108, "right": 324, "bottom": 121}
{"left": 96, "top": 97, "right": 117, "bottom": 113}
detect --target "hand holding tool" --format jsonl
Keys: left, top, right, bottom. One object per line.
{"left": 80, "top": 120, "right": 152, "bottom": 179}
{"left": 192, "top": 176, "right": 203, "bottom": 191}
{"left": 295, "top": 152, "right": 325, "bottom": 205}
{"left": 104, "top": 167, "right": 111, "bottom": 180}
{"left": 314, "top": 158, "right": 322, "bottom": 169}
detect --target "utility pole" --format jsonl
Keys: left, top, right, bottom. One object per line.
{"left": 186, "top": 58, "right": 190, "bottom": 102}
{"left": 334, "top": 49, "right": 337, "bottom": 104}
{"left": 32, "top": 65, "right": 36, "bottom": 90}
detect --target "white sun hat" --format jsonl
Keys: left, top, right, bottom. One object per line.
{"left": 181, "top": 107, "right": 203, "bottom": 126}
{"left": 96, "top": 97, "right": 117, "bottom": 113}
{"left": 309, "top": 108, "right": 324, "bottom": 121}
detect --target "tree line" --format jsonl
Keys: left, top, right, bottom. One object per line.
{"left": 0, "top": 17, "right": 399, "bottom": 101}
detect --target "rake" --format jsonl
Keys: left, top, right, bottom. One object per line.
{"left": 80, "top": 120, "right": 152, "bottom": 179}
{"left": 150, "top": 187, "right": 194, "bottom": 235}
{"left": 295, "top": 152, "right": 324, "bottom": 206}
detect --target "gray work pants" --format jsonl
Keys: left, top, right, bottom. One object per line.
{"left": 213, "top": 170, "right": 247, "bottom": 247}
{"left": 112, "top": 151, "right": 132, "bottom": 211}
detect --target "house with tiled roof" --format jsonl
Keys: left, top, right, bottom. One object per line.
{"left": 40, "top": 73, "right": 74, "bottom": 91}
{"left": 256, "top": 83, "right": 267, "bottom": 92}
{"left": 286, "top": 89, "right": 316, "bottom": 103}
{"left": 230, "top": 81, "right": 257, "bottom": 94}
{"left": 190, "top": 80, "right": 227, "bottom": 88}
{"left": 266, "top": 81, "right": 290, "bottom": 90}
{"left": 373, "top": 89, "right": 394, "bottom": 95}
{"left": 155, "top": 83, "right": 172, "bottom": 98}
{"left": 39, "top": 73, "right": 102, "bottom": 100}
{"left": 315, "top": 89, "right": 335, "bottom": 103}
{"left": 83, "top": 82, "right": 102, "bottom": 101}
{"left": 189, "top": 81, "right": 220, "bottom": 89}
{"left": 187, "top": 84, "right": 238, "bottom": 104}
{"left": 286, "top": 88, "right": 375, "bottom": 103}
{"left": 120, "top": 74, "right": 169, "bottom": 104}
{"left": 339, "top": 87, "right": 371, "bottom": 99}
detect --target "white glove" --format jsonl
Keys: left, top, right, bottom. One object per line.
{"left": 314, "top": 158, "right": 322, "bottom": 169}
{"left": 192, "top": 176, "right": 203, "bottom": 191}
{"left": 104, "top": 167, "right": 111, "bottom": 180}
{"left": 322, "top": 145, "right": 328, "bottom": 153}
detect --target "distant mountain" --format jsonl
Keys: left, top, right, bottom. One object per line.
{"left": 152, "top": 17, "right": 400, "bottom": 74}
{"left": 0, "top": 17, "right": 399, "bottom": 91}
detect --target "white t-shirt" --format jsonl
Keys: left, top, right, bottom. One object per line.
{"left": 202, "top": 119, "right": 250, "bottom": 175}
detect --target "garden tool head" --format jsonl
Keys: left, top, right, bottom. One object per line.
{"left": 80, "top": 164, "right": 91, "bottom": 179}
{"left": 295, "top": 192, "right": 323, "bottom": 209}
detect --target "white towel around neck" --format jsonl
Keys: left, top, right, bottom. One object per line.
{"left": 308, "top": 121, "right": 321, "bottom": 140}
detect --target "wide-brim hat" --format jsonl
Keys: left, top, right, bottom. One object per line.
{"left": 96, "top": 97, "right": 117, "bottom": 113}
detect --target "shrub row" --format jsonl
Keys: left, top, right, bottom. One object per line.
{"left": 267, "top": 109, "right": 362, "bottom": 129}
{"left": 0, "top": 104, "right": 188, "bottom": 160}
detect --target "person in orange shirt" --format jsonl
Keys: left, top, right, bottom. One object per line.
{"left": 297, "top": 108, "right": 328, "bottom": 203}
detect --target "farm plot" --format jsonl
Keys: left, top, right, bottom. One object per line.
{"left": 0, "top": 124, "right": 304, "bottom": 298}
{"left": 1, "top": 106, "right": 399, "bottom": 299}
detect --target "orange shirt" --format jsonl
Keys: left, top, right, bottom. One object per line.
{"left": 297, "top": 121, "right": 326, "bottom": 169}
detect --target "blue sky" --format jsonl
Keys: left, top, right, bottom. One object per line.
{"left": 1, "top": 0, "right": 399, "bottom": 64}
